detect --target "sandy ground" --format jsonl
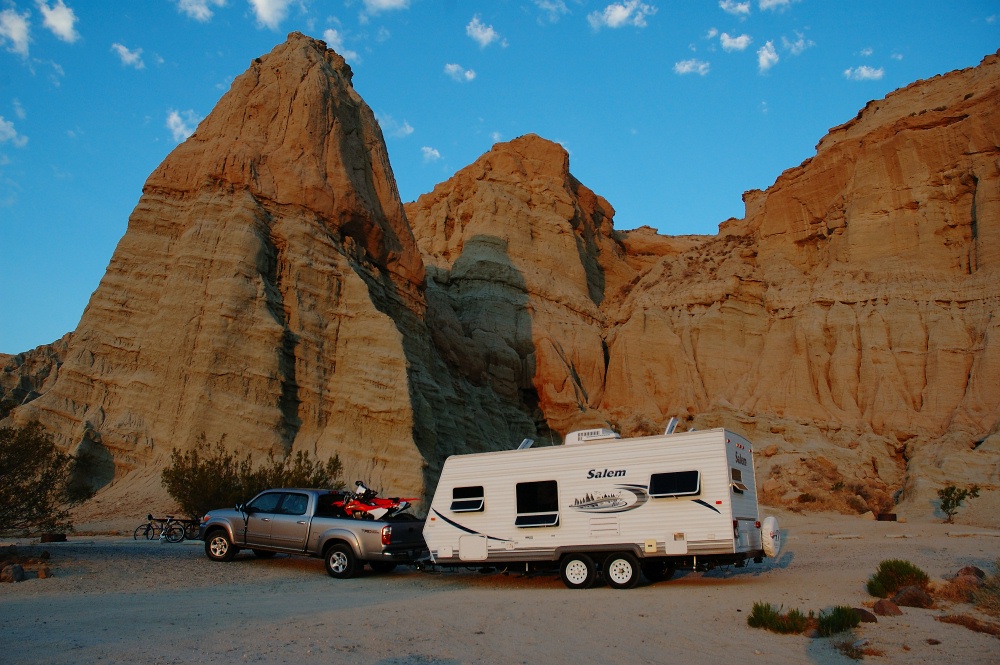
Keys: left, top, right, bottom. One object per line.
{"left": 1, "top": 510, "right": 998, "bottom": 665}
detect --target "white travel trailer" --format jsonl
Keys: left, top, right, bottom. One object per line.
{"left": 422, "top": 426, "right": 780, "bottom": 589}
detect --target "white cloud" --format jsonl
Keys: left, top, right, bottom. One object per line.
{"left": 421, "top": 146, "right": 441, "bottom": 162}
{"left": 249, "top": 0, "right": 292, "bottom": 30}
{"left": 375, "top": 113, "right": 414, "bottom": 139}
{"left": 363, "top": 0, "right": 409, "bottom": 12}
{"left": 587, "top": 1, "right": 657, "bottom": 30}
{"left": 719, "top": 1, "right": 750, "bottom": 16}
{"left": 323, "top": 28, "right": 359, "bottom": 63}
{"left": 466, "top": 15, "right": 503, "bottom": 48}
{"left": 175, "top": 0, "right": 226, "bottom": 22}
{"left": 36, "top": 0, "right": 79, "bottom": 43}
{"left": 891, "top": 52, "right": 903, "bottom": 61}
{"left": 844, "top": 65, "right": 884, "bottom": 81}
{"left": 859, "top": 47, "right": 873, "bottom": 57}
{"left": 167, "top": 109, "right": 202, "bottom": 142}
{"left": 674, "top": 58, "right": 710, "bottom": 75}
{"left": 720, "top": 32, "right": 751, "bottom": 52}
{"left": 759, "top": 0, "right": 797, "bottom": 10}
{"left": 0, "top": 116, "right": 28, "bottom": 148}
{"left": 491, "top": 131, "right": 503, "bottom": 143}
{"left": 13, "top": 99, "right": 26, "bottom": 120}
{"left": 782, "top": 31, "right": 813, "bottom": 55}
{"left": 444, "top": 63, "right": 476, "bottom": 82}
{"left": 757, "top": 40, "right": 778, "bottom": 72}
{"left": 0, "top": 8, "right": 31, "bottom": 57}
{"left": 535, "top": 0, "right": 569, "bottom": 22}
{"left": 705, "top": 27, "right": 718, "bottom": 39}
{"left": 111, "top": 43, "right": 145, "bottom": 69}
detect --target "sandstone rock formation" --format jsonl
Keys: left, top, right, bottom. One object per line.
{"left": 3, "top": 34, "right": 998, "bottom": 523}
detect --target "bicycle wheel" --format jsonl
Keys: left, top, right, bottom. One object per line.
{"left": 163, "top": 524, "right": 186, "bottom": 543}
{"left": 133, "top": 524, "right": 153, "bottom": 540}
{"left": 183, "top": 521, "right": 200, "bottom": 540}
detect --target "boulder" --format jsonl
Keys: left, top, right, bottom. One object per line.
{"left": 872, "top": 599, "right": 903, "bottom": 616}
{"left": 892, "top": 585, "right": 934, "bottom": 609}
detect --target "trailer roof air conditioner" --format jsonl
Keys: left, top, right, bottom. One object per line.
{"left": 563, "top": 428, "right": 621, "bottom": 445}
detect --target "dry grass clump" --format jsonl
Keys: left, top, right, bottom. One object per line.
{"left": 936, "top": 576, "right": 981, "bottom": 603}
{"left": 974, "top": 559, "right": 1000, "bottom": 617}
{"left": 833, "top": 639, "right": 885, "bottom": 660}
{"left": 936, "top": 614, "right": 1000, "bottom": 639}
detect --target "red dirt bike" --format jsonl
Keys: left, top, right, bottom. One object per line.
{"left": 333, "top": 480, "right": 419, "bottom": 520}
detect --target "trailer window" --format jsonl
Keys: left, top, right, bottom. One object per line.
{"left": 649, "top": 471, "right": 701, "bottom": 498}
{"left": 730, "top": 468, "right": 749, "bottom": 493}
{"left": 515, "top": 480, "right": 560, "bottom": 527}
{"left": 451, "top": 486, "right": 485, "bottom": 512}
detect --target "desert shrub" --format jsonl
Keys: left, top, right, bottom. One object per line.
{"left": 867, "top": 559, "right": 929, "bottom": 598}
{"left": 937, "top": 484, "right": 980, "bottom": 523}
{"left": 974, "top": 559, "right": 1000, "bottom": 617}
{"left": 831, "top": 481, "right": 845, "bottom": 492}
{"left": 0, "top": 422, "right": 92, "bottom": 536}
{"left": 747, "top": 602, "right": 810, "bottom": 634}
{"left": 161, "top": 437, "right": 344, "bottom": 519}
{"left": 797, "top": 492, "right": 817, "bottom": 503}
{"left": 817, "top": 606, "right": 861, "bottom": 636}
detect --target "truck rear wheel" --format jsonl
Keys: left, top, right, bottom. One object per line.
{"left": 324, "top": 543, "right": 359, "bottom": 579}
{"left": 604, "top": 552, "right": 641, "bottom": 589}
{"left": 560, "top": 553, "right": 596, "bottom": 589}
{"left": 205, "top": 530, "right": 238, "bottom": 562}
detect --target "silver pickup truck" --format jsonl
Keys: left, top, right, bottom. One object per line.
{"left": 198, "top": 488, "right": 426, "bottom": 578}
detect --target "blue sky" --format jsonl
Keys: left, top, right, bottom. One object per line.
{"left": 0, "top": 1, "right": 997, "bottom": 354}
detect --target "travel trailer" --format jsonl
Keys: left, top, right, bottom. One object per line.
{"left": 422, "top": 426, "right": 780, "bottom": 589}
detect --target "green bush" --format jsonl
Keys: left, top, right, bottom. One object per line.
{"left": 937, "top": 484, "right": 980, "bottom": 523}
{"left": 747, "top": 602, "right": 810, "bottom": 634}
{"left": 161, "top": 437, "right": 344, "bottom": 518}
{"left": 817, "top": 606, "right": 861, "bottom": 636}
{"left": 867, "top": 559, "right": 929, "bottom": 598}
{"left": 0, "top": 422, "right": 92, "bottom": 536}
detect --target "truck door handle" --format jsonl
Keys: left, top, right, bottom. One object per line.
{"left": 261, "top": 518, "right": 270, "bottom": 522}
{"left": 297, "top": 521, "right": 307, "bottom": 525}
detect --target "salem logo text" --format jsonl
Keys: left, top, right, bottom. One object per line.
{"left": 587, "top": 468, "right": 626, "bottom": 479}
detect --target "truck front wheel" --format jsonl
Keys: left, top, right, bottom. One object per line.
{"left": 324, "top": 543, "right": 359, "bottom": 579}
{"left": 205, "top": 530, "right": 238, "bottom": 562}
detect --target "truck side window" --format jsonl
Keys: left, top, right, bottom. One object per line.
{"left": 649, "top": 471, "right": 701, "bottom": 498}
{"left": 248, "top": 492, "right": 283, "bottom": 514}
{"left": 451, "top": 486, "right": 485, "bottom": 512}
{"left": 280, "top": 493, "right": 309, "bottom": 516}
{"left": 515, "top": 480, "right": 559, "bottom": 527}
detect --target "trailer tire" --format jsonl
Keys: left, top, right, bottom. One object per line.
{"left": 560, "top": 553, "right": 597, "bottom": 589}
{"left": 641, "top": 560, "right": 675, "bottom": 583}
{"left": 761, "top": 515, "right": 781, "bottom": 558}
{"left": 324, "top": 543, "right": 359, "bottom": 579}
{"left": 604, "top": 552, "right": 641, "bottom": 589}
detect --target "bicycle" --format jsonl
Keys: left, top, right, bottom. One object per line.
{"left": 133, "top": 514, "right": 186, "bottom": 543}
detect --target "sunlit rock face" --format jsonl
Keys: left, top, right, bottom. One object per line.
{"left": 6, "top": 36, "right": 999, "bottom": 520}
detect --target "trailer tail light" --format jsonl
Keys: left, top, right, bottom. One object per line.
{"left": 381, "top": 525, "right": 392, "bottom": 546}
{"left": 755, "top": 520, "right": 761, "bottom": 529}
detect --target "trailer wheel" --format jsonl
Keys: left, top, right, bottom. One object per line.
{"left": 604, "top": 552, "right": 641, "bottom": 589}
{"left": 641, "top": 560, "right": 675, "bottom": 583}
{"left": 560, "top": 553, "right": 597, "bottom": 589}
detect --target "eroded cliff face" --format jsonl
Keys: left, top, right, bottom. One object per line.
{"left": 9, "top": 34, "right": 426, "bottom": 489}
{"left": 406, "top": 53, "right": 1000, "bottom": 515}
{"left": 5, "top": 35, "right": 998, "bottom": 520}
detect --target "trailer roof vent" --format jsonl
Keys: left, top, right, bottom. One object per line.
{"left": 564, "top": 428, "right": 621, "bottom": 445}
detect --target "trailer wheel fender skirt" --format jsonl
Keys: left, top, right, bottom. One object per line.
{"left": 761, "top": 515, "right": 781, "bottom": 557}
